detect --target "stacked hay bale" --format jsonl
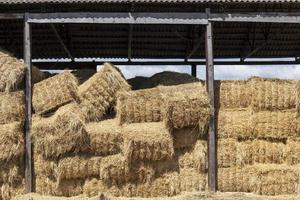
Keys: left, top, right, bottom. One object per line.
{"left": 0, "top": 50, "right": 46, "bottom": 200}
{"left": 217, "top": 77, "right": 300, "bottom": 196}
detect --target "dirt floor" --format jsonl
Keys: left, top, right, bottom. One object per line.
{"left": 13, "top": 192, "right": 300, "bottom": 200}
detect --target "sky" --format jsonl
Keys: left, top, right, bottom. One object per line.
{"left": 117, "top": 64, "right": 300, "bottom": 80}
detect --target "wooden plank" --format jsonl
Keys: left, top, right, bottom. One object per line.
{"left": 24, "top": 13, "right": 33, "bottom": 193}
{"left": 205, "top": 18, "right": 217, "bottom": 191}
{"left": 191, "top": 64, "right": 197, "bottom": 77}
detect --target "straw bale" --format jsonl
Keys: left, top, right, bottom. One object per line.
{"left": 86, "top": 119, "right": 123, "bottom": 156}
{"left": 0, "top": 183, "right": 24, "bottom": 200}
{"left": 172, "top": 127, "right": 200, "bottom": 149}
{"left": 0, "top": 122, "right": 24, "bottom": 164}
{"left": 0, "top": 162, "right": 23, "bottom": 185}
{"left": 0, "top": 91, "right": 24, "bottom": 124}
{"left": 33, "top": 71, "right": 79, "bottom": 114}
{"left": 162, "top": 83, "right": 210, "bottom": 129}
{"left": 32, "top": 103, "right": 89, "bottom": 158}
{"left": 0, "top": 50, "right": 25, "bottom": 92}
{"left": 179, "top": 168, "right": 207, "bottom": 192}
{"left": 218, "top": 108, "right": 253, "bottom": 139}
{"left": 252, "top": 110, "right": 298, "bottom": 139}
{"left": 150, "top": 71, "right": 200, "bottom": 87}
{"left": 36, "top": 176, "right": 84, "bottom": 197}
{"left": 57, "top": 156, "right": 102, "bottom": 181}
{"left": 216, "top": 80, "right": 251, "bottom": 109}
{"left": 34, "top": 155, "right": 57, "bottom": 178}
{"left": 122, "top": 122, "right": 174, "bottom": 162}
{"left": 250, "top": 77, "right": 297, "bottom": 111}
{"left": 83, "top": 178, "right": 108, "bottom": 197}
{"left": 218, "top": 138, "right": 238, "bottom": 168}
{"left": 218, "top": 164, "right": 299, "bottom": 195}
{"left": 285, "top": 139, "right": 300, "bottom": 165}
{"left": 79, "top": 63, "right": 131, "bottom": 122}
{"left": 116, "top": 87, "right": 164, "bottom": 125}
{"left": 237, "top": 140, "right": 286, "bottom": 166}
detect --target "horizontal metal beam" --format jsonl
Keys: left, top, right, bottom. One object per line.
{"left": 27, "top": 12, "right": 208, "bottom": 24}
{"left": 33, "top": 60, "right": 300, "bottom": 69}
{"left": 24, "top": 12, "right": 300, "bottom": 24}
{"left": 0, "top": 13, "right": 24, "bottom": 19}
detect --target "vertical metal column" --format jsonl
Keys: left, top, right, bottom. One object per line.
{"left": 191, "top": 64, "right": 197, "bottom": 77}
{"left": 24, "top": 13, "right": 33, "bottom": 193}
{"left": 205, "top": 20, "right": 217, "bottom": 191}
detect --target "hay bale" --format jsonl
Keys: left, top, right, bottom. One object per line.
{"left": 32, "top": 103, "right": 89, "bottom": 158}
{"left": 122, "top": 122, "right": 174, "bottom": 163}
{"left": 0, "top": 122, "right": 24, "bottom": 164}
{"left": 0, "top": 183, "right": 24, "bottom": 200}
{"left": 0, "top": 91, "right": 24, "bottom": 124}
{"left": 33, "top": 71, "right": 79, "bottom": 114}
{"left": 86, "top": 119, "right": 123, "bottom": 156}
{"left": 162, "top": 83, "right": 210, "bottom": 129}
{"left": 79, "top": 63, "right": 131, "bottom": 122}
{"left": 216, "top": 80, "right": 251, "bottom": 109}
{"left": 0, "top": 162, "right": 23, "bottom": 185}
{"left": 252, "top": 110, "right": 298, "bottom": 139}
{"left": 57, "top": 156, "right": 102, "bottom": 182}
{"left": 218, "top": 108, "right": 253, "bottom": 139}
{"left": 34, "top": 155, "right": 57, "bottom": 178}
{"left": 250, "top": 77, "right": 297, "bottom": 111}
{"left": 100, "top": 154, "right": 155, "bottom": 185}
{"left": 218, "top": 138, "right": 238, "bottom": 168}
{"left": 179, "top": 168, "right": 207, "bottom": 192}
{"left": 116, "top": 87, "right": 164, "bottom": 125}
{"left": 285, "top": 139, "right": 300, "bottom": 165}
{"left": 172, "top": 127, "right": 200, "bottom": 149}
{"left": 0, "top": 50, "right": 25, "bottom": 92}
{"left": 150, "top": 71, "right": 200, "bottom": 87}
{"left": 218, "top": 164, "right": 299, "bottom": 195}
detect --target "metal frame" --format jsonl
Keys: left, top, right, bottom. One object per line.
{"left": 15, "top": 9, "right": 300, "bottom": 194}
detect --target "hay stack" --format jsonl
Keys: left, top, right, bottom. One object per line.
{"left": 57, "top": 156, "right": 102, "bottom": 181}
{"left": 172, "top": 127, "right": 199, "bottom": 149}
{"left": 33, "top": 71, "right": 79, "bottom": 114}
{"left": 0, "top": 162, "right": 23, "bottom": 185}
{"left": 0, "top": 91, "right": 24, "bottom": 124}
{"left": 216, "top": 80, "right": 251, "bottom": 108}
{"left": 218, "top": 138, "right": 238, "bottom": 168}
{"left": 218, "top": 164, "right": 299, "bottom": 195}
{"left": 0, "top": 50, "right": 25, "bottom": 92}
{"left": 218, "top": 109, "right": 253, "bottom": 139}
{"left": 79, "top": 63, "right": 131, "bottom": 122}
{"left": 285, "top": 139, "right": 300, "bottom": 165}
{"left": 86, "top": 119, "right": 123, "bottom": 156}
{"left": 250, "top": 77, "right": 297, "bottom": 111}
{"left": 122, "top": 122, "right": 174, "bottom": 163}
{"left": 0, "top": 183, "right": 24, "bottom": 200}
{"left": 116, "top": 87, "right": 164, "bottom": 125}
{"left": 252, "top": 110, "right": 297, "bottom": 139}
{"left": 178, "top": 168, "right": 207, "bottom": 192}
{"left": 0, "top": 122, "right": 24, "bottom": 164}
{"left": 32, "top": 103, "right": 89, "bottom": 158}
{"left": 162, "top": 83, "right": 210, "bottom": 129}
{"left": 34, "top": 155, "right": 57, "bottom": 178}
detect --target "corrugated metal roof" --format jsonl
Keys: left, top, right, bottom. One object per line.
{"left": 0, "top": 0, "right": 299, "bottom": 4}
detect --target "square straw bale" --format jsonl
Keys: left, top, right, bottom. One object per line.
{"left": 250, "top": 77, "right": 297, "bottom": 111}
{"left": 122, "top": 122, "right": 174, "bottom": 163}
{"left": 0, "top": 162, "right": 23, "bottom": 185}
{"left": 237, "top": 139, "right": 286, "bottom": 166}
{"left": 172, "top": 127, "right": 200, "bottom": 149}
{"left": 218, "top": 138, "right": 238, "bottom": 168}
{"left": 218, "top": 108, "right": 253, "bottom": 139}
{"left": 0, "top": 122, "right": 24, "bottom": 164}
{"left": 57, "top": 156, "right": 102, "bottom": 182}
{"left": 32, "top": 103, "right": 89, "bottom": 159}
{"left": 33, "top": 71, "right": 79, "bottom": 114}
{"left": 216, "top": 80, "right": 252, "bottom": 109}
{"left": 100, "top": 154, "right": 156, "bottom": 185}
{"left": 162, "top": 83, "right": 210, "bottom": 130}
{"left": 0, "top": 91, "right": 24, "bottom": 124}
{"left": 179, "top": 168, "right": 207, "bottom": 192}
{"left": 0, "top": 183, "right": 25, "bottom": 200}
{"left": 34, "top": 155, "right": 57, "bottom": 178}
{"left": 86, "top": 119, "right": 123, "bottom": 156}
{"left": 0, "top": 50, "right": 25, "bottom": 92}
{"left": 285, "top": 139, "right": 300, "bottom": 165}
{"left": 79, "top": 63, "right": 131, "bottom": 122}
{"left": 252, "top": 110, "right": 298, "bottom": 139}
{"left": 116, "top": 87, "right": 164, "bottom": 125}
